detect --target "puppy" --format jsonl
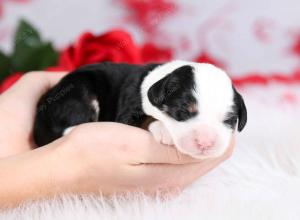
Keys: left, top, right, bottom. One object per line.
{"left": 33, "top": 60, "right": 247, "bottom": 159}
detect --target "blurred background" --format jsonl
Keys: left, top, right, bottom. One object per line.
{"left": 0, "top": 0, "right": 300, "bottom": 89}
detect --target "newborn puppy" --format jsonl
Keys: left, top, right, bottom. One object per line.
{"left": 33, "top": 60, "right": 247, "bottom": 159}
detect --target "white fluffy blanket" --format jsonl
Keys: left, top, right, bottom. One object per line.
{"left": 1, "top": 84, "right": 300, "bottom": 220}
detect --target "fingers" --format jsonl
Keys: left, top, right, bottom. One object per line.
{"left": 133, "top": 134, "right": 236, "bottom": 193}
{"left": 1, "top": 71, "right": 67, "bottom": 103}
{"left": 0, "top": 71, "right": 68, "bottom": 139}
{"left": 63, "top": 122, "right": 197, "bottom": 165}
{"left": 44, "top": 71, "right": 69, "bottom": 87}
{"left": 99, "top": 123, "right": 202, "bottom": 165}
{"left": 1, "top": 71, "right": 67, "bottom": 110}
{"left": 62, "top": 123, "right": 236, "bottom": 196}
{"left": 129, "top": 136, "right": 236, "bottom": 194}
{"left": 132, "top": 139, "right": 201, "bottom": 165}
{"left": 127, "top": 157, "right": 225, "bottom": 195}
{"left": 16, "top": 71, "right": 67, "bottom": 94}
{"left": 69, "top": 122, "right": 236, "bottom": 166}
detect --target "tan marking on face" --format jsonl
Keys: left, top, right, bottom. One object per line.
{"left": 188, "top": 103, "right": 198, "bottom": 113}
{"left": 141, "top": 116, "right": 157, "bottom": 130}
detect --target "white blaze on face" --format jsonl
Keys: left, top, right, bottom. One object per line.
{"left": 141, "top": 60, "right": 235, "bottom": 159}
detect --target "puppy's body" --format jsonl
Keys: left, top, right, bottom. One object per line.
{"left": 34, "top": 62, "right": 159, "bottom": 146}
{"left": 34, "top": 61, "right": 247, "bottom": 158}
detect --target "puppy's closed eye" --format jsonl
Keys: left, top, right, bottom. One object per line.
{"left": 223, "top": 113, "right": 238, "bottom": 130}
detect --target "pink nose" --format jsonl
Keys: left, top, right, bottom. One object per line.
{"left": 195, "top": 138, "right": 215, "bottom": 151}
{"left": 179, "top": 126, "right": 218, "bottom": 154}
{"left": 193, "top": 127, "right": 217, "bottom": 151}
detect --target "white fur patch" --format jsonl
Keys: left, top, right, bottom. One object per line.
{"left": 91, "top": 99, "right": 100, "bottom": 116}
{"left": 63, "top": 126, "right": 75, "bottom": 136}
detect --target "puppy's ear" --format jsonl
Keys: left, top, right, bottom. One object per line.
{"left": 233, "top": 87, "right": 247, "bottom": 131}
{"left": 147, "top": 65, "right": 194, "bottom": 108}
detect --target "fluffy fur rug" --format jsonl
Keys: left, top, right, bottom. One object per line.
{"left": 1, "top": 84, "right": 300, "bottom": 220}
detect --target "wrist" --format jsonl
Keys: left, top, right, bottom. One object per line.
{"left": 0, "top": 138, "right": 78, "bottom": 207}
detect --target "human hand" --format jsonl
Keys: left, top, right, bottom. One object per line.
{"left": 0, "top": 72, "right": 66, "bottom": 157}
{"left": 0, "top": 72, "right": 235, "bottom": 206}
{"left": 53, "top": 122, "right": 235, "bottom": 196}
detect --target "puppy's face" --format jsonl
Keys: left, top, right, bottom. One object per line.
{"left": 141, "top": 61, "right": 247, "bottom": 159}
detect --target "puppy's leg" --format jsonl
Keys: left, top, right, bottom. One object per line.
{"left": 148, "top": 121, "right": 174, "bottom": 145}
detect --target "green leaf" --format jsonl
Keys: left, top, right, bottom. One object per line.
{"left": 35, "top": 43, "right": 59, "bottom": 70}
{"left": 0, "top": 51, "right": 12, "bottom": 82}
{"left": 14, "top": 19, "right": 42, "bottom": 49}
{"left": 11, "top": 19, "right": 59, "bottom": 72}
{"left": 11, "top": 42, "right": 58, "bottom": 72}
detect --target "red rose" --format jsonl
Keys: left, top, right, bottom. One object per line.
{"left": 0, "top": 72, "right": 23, "bottom": 93}
{"left": 141, "top": 43, "right": 173, "bottom": 63}
{"left": 55, "top": 30, "right": 142, "bottom": 71}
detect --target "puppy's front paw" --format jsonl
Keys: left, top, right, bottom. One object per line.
{"left": 148, "top": 121, "right": 174, "bottom": 145}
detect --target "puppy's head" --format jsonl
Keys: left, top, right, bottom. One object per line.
{"left": 141, "top": 61, "right": 247, "bottom": 159}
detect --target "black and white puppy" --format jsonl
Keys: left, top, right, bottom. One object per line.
{"left": 33, "top": 60, "right": 247, "bottom": 159}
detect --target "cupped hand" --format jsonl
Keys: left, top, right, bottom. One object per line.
{"left": 55, "top": 122, "right": 235, "bottom": 196}
{"left": 0, "top": 72, "right": 235, "bottom": 201}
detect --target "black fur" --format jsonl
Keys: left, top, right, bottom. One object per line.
{"left": 33, "top": 62, "right": 159, "bottom": 146}
{"left": 147, "top": 65, "right": 198, "bottom": 121}
{"left": 233, "top": 87, "right": 247, "bottom": 131}
{"left": 223, "top": 86, "right": 247, "bottom": 131}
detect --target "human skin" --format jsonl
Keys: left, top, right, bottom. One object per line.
{"left": 0, "top": 72, "right": 235, "bottom": 208}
